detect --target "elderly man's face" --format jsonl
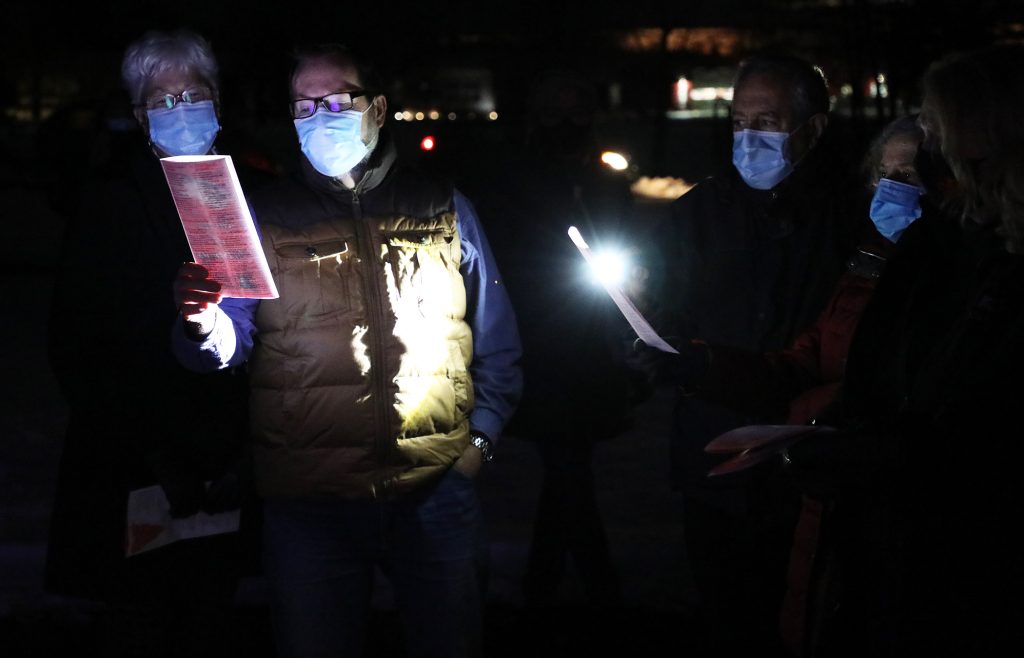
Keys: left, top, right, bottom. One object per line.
{"left": 732, "top": 72, "right": 821, "bottom": 164}
{"left": 291, "top": 55, "right": 386, "bottom": 145}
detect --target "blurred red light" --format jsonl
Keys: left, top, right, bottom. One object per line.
{"left": 420, "top": 136, "right": 436, "bottom": 151}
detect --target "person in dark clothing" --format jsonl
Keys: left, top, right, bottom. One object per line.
{"left": 777, "top": 44, "right": 1024, "bottom": 657}
{"left": 482, "top": 69, "right": 638, "bottom": 609}
{"left": 44, "top": 30, "right": 253, "bottom": 658}
{"left": 659, "top": 117, "right": 925, "bottom": 422}
{"left": 655, "top": 53, "right": 864, "bottom": 657}
{"left": 641, "top": 116, "right": 925, "bottom": 657}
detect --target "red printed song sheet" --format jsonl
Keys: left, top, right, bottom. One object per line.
{"left": 160, "top": 155, "right": 279, "bottom": 299}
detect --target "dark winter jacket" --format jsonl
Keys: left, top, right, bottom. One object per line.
{"left": 793, "top": 211, "right": 1024, "bottom": 655}
{"left": 483, "top": 154, "right": 638, "bottom": 441}
{"left": 662, "top": 146, "right": 865, "bottom": 493}
{"left": 45, "top": 144, "right": 249, "bottom": 599}
{"left": 698, "top": 244, "right": 888, "bottom": 424}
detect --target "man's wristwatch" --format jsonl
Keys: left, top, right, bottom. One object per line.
{"left": 470, "top": 432, "right": 494, "bottom": 462}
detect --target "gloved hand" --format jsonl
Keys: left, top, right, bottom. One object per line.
{"left": 779, "top": 429, "right": 848, "bottom": 497}
{"left": 202, "top": 450, "right": 250, "bottom": 515}
{"left": 160, "top": 478, "right": 207, "bottom": 519}
{"left": 148, "top": 455, "right": 206, "bottom": 518}
{"left": 629, "top": 336, "right": 711, "bottom": 388}
{"left": 202, "top": 472, "right": 242, "bottom": 514}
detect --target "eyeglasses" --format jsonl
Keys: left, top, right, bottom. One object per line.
{"left": 290, "top": 90, "right": 371, "bottom": 119}
{"left": 140, "top": 87, "right": 214, "bottom": 111}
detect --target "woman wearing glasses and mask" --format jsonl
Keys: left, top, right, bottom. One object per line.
{"left": 45, "top": 29, "right": 252, "bottom": 657}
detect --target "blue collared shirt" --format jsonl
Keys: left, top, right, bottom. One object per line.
{"left": 172, "top": 190, "right": 522, "bottom": 443}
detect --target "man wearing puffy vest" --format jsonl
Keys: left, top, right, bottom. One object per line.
{"left": 172, "top": 44, "right": 522, "bottom": 658}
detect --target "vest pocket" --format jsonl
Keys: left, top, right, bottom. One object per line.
{"left": 383, "top": 228, "right": 453, "bottom": 248}
{"left": 274, "top": 239, "right": 357, "bottom": 317}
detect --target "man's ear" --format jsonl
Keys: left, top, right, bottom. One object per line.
{"left": 807, "top": 112, "right": 828, "bottom": 148}
{"left": 373, "top": 95, "right": 387, "bottom": 128}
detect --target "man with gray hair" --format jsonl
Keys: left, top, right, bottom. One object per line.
{"left": 653, "top": 53, "right": 863, "bottom": 656}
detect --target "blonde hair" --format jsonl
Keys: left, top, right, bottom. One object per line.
{"left": 922, "top": 44, "right": 1024, "bottom": 251}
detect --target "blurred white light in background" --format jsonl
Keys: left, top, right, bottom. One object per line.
{"left": 488, "top": 111, "right": 499, "bottom": 120}
{"left": 394, "top": 112, "right": 404, "bottom": 121}
{"left": 429, "top": 110, "right": 440, "bottom": 120}
{"left": 674, "top": 76, "right": 692, "bottom": 107}
{"left": 689, "top": 87, "right": 733, "bottom": 102}
{"left": 415, "top": 112, "right": 425, "bottom": 121}
{"left": 630, "top": 176, "right": 694, "bottom": 201}
{"left": 448, "top": 112, "right": 457, "bottom": 120}
{"left": 403, "top": 111, "right": 414, "bottom": 121}
{"left": 600, "top": 151, "right": 629, "bottom": 171}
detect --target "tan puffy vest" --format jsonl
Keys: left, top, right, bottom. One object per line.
{"left": 247, "top": 210, "right": 473, "bottom": 498}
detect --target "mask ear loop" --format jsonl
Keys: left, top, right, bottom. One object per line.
{"left": 131, "top": 104, "right": 158, "bottom": 156}
{"left": 788, "top": 113, "right": 826, "bottom": 165}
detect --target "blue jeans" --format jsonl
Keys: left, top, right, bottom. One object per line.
{"left": 262, "top": 467, "right": 484, "bottom": 658}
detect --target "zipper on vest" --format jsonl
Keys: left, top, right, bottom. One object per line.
{"left": 352, "top": 191, "right": 393, "bottom": 471}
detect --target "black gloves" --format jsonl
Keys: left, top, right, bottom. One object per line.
{"left": 629, "top": 336, "right": 712, "bottom": 388}
{"left": 151, "top": 450, "right": 249, "bottom": 518}
{"left": 202, "top": 450, "right": 250, "bottom": 515}
{"left": 159, "top": 477, "right": 208, "bottom": 519}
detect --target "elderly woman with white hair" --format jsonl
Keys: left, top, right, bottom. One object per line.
{"left": 123, "top": 29, "right": 222, "bottom": 157}
{"left": 45, "top": 29, "right": 251, "bottom": 658}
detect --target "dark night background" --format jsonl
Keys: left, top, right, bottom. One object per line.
{"left": 2, "top": 1, "right": 1023, "bottom": 656}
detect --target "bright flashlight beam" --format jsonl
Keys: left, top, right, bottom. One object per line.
{"left": 569, "top": 226, "right": 625, "bottom": 286}
{"left": 591, "top": 250, "right": 628, "bottom": 287}
{"left": 567, "top": 226, "right": 678, "bottom": 354}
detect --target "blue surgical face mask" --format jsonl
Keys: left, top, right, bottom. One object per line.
{"left": 869, "top": 178, "right": 924, "bottom": 243}
{"left": 147, "top": 100, "right": 220, "bottom": 156}
{"left": 732, "top": 129, "right": 795, "bottom": 190}
{"left": 294, "top": 109, "right": 369, "bottom": 178}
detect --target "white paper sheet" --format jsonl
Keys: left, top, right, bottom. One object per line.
{"left": 161, "top": 155, "right": 279, "bottom": 299}
{"left": 567, "top": 226, "right": 678, "bottom": 354}
{"left": 125, "top": 484, "right": 240, "bottom": 557}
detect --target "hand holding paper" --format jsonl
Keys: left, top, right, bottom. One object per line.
{"left": 174, "top": 262, "right": 223, "bottom": 321}
{"left": 125, "top": 484, "right": 240, "bottom": 557}
{"left": 704, "top": 424, "right": 835, "bottom": 477}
